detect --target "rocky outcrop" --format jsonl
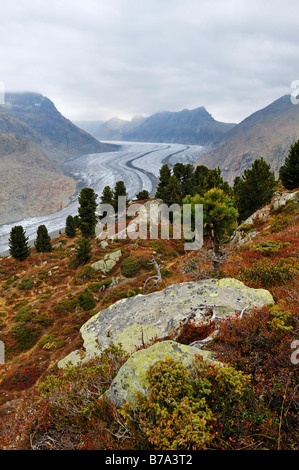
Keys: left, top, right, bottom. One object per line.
{"left": 105, "top": 340, "right": 221, "bottom": 408}
{"left": 232, "top": 190, "right": 299, "bottom": 247}
{"left": 272, "top": 190, "right": 299, "bottom": 211}
{"left": 91, "top": 249, "right": 122, "bottom": 274}
{"left": 58, "top": 278, "right": 274, "bottom": 368}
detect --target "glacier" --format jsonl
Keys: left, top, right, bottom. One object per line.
{"left": 0, "top": 141, "right": 206, "bottom": 254}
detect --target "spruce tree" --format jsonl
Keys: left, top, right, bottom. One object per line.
{"left": 78, "top": 187, "right": 98, "bottom": 238}
{"left": 34, "top": 225, "right": 52, "bottom": 252}
{"left": 155, "top": 164, "right": 171, "bottom": 200}
{"left": 235, "top": 158, "right": 276, "bottom": 221}
{"left": 65, "top": 215, "right": 76, "bottom": 238}
{"left": 279, "top": 140, "right": 299, "bottom": 190}
{"left": 8, "top": 225, "right": 30, "bottom": 261}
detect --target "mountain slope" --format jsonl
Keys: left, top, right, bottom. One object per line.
{"left": 77, "top": 107, "right": 235, "bottom": 145}
{"left": 0, "top": 133, "right": 76, "bottom": 224}
{"left": 4, "top": 92, "right": 117, "bottom": 162}
{"left": 195, "top": 94, "right": 299, "bottom": 184}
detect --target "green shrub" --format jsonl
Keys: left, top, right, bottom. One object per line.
{"left": 77, "top": 265, "right": 95, "bottom": 280}
{"left": 120, "top": 256, "right": 148, "bottom": 277}
{"left": 54, "top": 298, "right": 77, "bottom": 314}
{"left": 77, "top": 289, "right": 96, "bottom": 311}
{"left": 3, "top": 274, "right": 19, "bottom": 288}
{"left": 39, "top": 334, "right": 65, "bottom": 350}
{"left": 18, "top": 277, "right": 34, "bottom": 290}
{"left": 127, "top": 287, "right": 141, "bottom": 297}
{"left": 267, "top": 300, "right": 293, "bottom": 332}
{"left": 238, "top": 257, "right": 299, "bottom": 285}
{"left": 89, "top": 278, "right": 112, "bottom": 292}
{"left": 38, "top": 270, "right": 49, "bottom": 280}
{"left": 33, "top": 312, "right": 54, "bottom": 326}
{"left": 250, "top": 240, "right": 290, "bottom": 254}
{"left": 121, "top": 356, "right": 251, "bottom": 450}
{"left": 15, "top": 305, "right": 34, "bottom": 323}
{"left": 10, "top": 323, "right": 41, "bottom": 351}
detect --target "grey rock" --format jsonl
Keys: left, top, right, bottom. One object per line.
{"left": 105, "top": 340, "right": 222, "bottom": 408}
{"left": 58, "top": 278, "right": 274, "bottom": 367}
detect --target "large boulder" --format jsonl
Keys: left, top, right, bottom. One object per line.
{"left": 58, "top": 278, "right": 274, "bottom": 368}
{"left": 105, "top": 340, "right": 220, "bottom": 408}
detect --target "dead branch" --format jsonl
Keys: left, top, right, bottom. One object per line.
{"left": 143, "top": 255, "right": 162, "bottom": 294}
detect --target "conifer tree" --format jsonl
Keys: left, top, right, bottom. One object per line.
{"left": 100, "top": 185, "right": 114, "bottom": 205}
{"left": 135, "top": 189, "right": 150, "bottom": 201}
{"left": 34, "top": 225, "right": 52, "bottom": 252}
{"left": 163, "top": 175, "right": 182, "bottom": 206}
{"left": 8, "top": 225, "right": 30, "bottom": 261}
{"left": 65, "top": 215, "right": 76, "bottom": 238}
{"left": 75, "top": 238, "right": 92, "bottom": 264}
{"left": 234, "top": 157, "right": 276, "bottom": 221}
{"left": 155, "top": 164, "right": 171, "bottom": 200}
{"left": 78, "top": 187, "right": 98, "bottom": 238}
{"left": 112, "top": 181, "right": 128, "bottom": 211}
{"left": 279, "top": 140, "right": 299, "bottom": 190}
{"left": 184, "top": 189, "right": 238, "bottom": 273}
{"left": 173, "top": 163, "right": 195, "bottom": 198}
{"left": 73, "top": 215, "right": 81, "bottom": 228}
{"left": 194, "top": 165, "right": 228, "bottom": 196}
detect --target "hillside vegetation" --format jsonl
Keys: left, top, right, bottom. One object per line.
{"left": 0, "top": 178, "right": 298, "bottom": 450}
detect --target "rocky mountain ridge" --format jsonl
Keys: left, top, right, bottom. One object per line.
{"left": 195, "top": 94, "right": 299, "bottom": 183}
{"left": 0, "top": 92, "right": 117, "bottom": 225}
{"left": 76, "top": 106, "right": 236, "bottom": 145}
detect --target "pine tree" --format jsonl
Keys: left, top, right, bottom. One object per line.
{"left": 184, "top": 189, "right": 238, "bottom": 273}
{"left": 113, "top": 181, "right": 128, "bottom": 211}
{"left": 65, "top": 215, "right": 76, "bottom": 238}
{"left": 34, "top": 225, "right": 52, "bottom": 252}
{"left": 173, "top": 163, "right": 195, "bottom": 198}
{"left": 100, "top": 185, "right": 114, "bottom": 205}
{"left": 75, "top": 238, "right": 92, "bottom": 264}
{"left": 163, "top": 175, "right": 182, "bottom": 206}
{"left": 194, "top": 165, "right": 227, "bottom": 196}
{"left": 234, "top": 158, "right": 276, "bottom": 222}
{"left": 73, "top": 215, "right": 81, "bottom": 228}
{"left": 8, "top": 225, "right": 30, "bottom": 261}
{"left": 155, "top": 164, "right": 171, "bottom": 200}
{"left": 78, "top": 187, "right": 98, "bottom": 238}
{"left": 279, "top": 140, "right": 299, "bottom": 190}
{"left": 135, "top": 189, "right": 150, "bottom": 201}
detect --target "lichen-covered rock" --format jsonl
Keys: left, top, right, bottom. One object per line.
{"left": 272, "top": 190, "right": 299, "bottom": 211}
{"left": 91, "top": 249, "right": 122, "bottom": 274}
{"left": 105, "top": 340, "right": 219, "bottom": 408}
{"left": 58, "top": 278, "right": 274, "bottom": 367}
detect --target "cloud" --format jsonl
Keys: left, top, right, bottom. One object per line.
{"left": 0, "top": 0, "right": 297, "bottom": 123}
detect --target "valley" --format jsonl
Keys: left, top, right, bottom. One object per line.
{"left": 0, "top": 141, "right": 206, "bottom": 254}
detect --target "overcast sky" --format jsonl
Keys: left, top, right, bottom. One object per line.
{"left": 0, "top": 0, "right": 298, "bottom": 124}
